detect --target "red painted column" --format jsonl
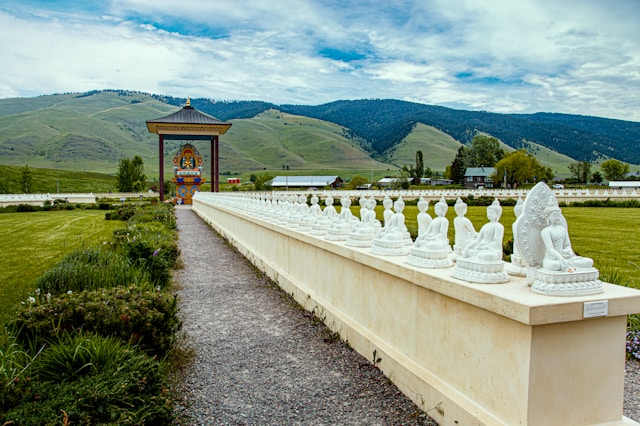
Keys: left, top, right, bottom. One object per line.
{"left": 214, "top": 135, "right": 220, "bottom": 192}
{"left": 211, "top": 137, "right": 215, "bottom": 192}
{"left": 159, "top": 134, "right": 165, "bottom": 202}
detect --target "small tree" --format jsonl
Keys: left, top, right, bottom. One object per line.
{"left": 0, "top": 169, "right": 9, "bottom": 193}
{"left": 390, "top": 168, "right": 410, "bottom": 190}
{"left": 492, "top": 150, "right": 553, "bottom": 187}
{"left": 349, "top": 175, "right": 369, "bottom": 189}
{"left": 254, "top": 172, "right": 274, "bottom": 191}
{"left": 415, "top": 150, "right": 424, "bottom": 180}
{"left": 591, "top": 171, "right": 604, "bottom": 184}
{"left": 466, "top": 134, "right": 504, "bottom": 168}
{"left": 20, "top": 165, "right": 34, "bottom": 194}
{"left": 116, "top": 156, "right": 147, "bottom": 192}
{"left": 568, "top": 161, "right": 592, "bottom": 183}
{"left": 600, "top": 159, "right": 630, "bottom": 181}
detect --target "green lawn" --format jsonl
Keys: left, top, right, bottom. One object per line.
{"left": 0, "top": 210, "right": 124, "bottom": 323}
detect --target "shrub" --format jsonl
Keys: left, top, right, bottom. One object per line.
{"left": 119, "top": 239, "right": 172, "bottom": 288}
{"left": 128, "top": 204, "right": 177, "bottom": 230}
{"left": 2, "top": 335, "right": 172, "bottom": 425}
{"left": 16, "top": 204, "right": 36, "bottom": 212}
{"left": 35, "top": 246, "right": 153, "bottom": 295}
{"left": 0, "top": 334, "right": 39, "bottom": 408}
{"left": 106, "top": 204, "right": 138, "bottom": 221}
{"left": 11, "top": 286, "right": 181, "bottom": 357}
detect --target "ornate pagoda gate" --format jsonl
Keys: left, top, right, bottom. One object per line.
{"left": 146, "top": 99, "right": 232, "bottom": 202}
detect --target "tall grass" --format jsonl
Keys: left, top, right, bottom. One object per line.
{"left": 35, "top": 246, "right": 153, "bottom": 295}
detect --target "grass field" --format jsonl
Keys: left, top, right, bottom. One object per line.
{"left": 0, "top": 210, "right": 124, "bottom": 324}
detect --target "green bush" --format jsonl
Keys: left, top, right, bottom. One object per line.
{"left": 106, "top": 204, "right": 138, "bottom": 221}
{"left": 10, "top": 286, "right": 181, "bottom": 358}
{"left": 35, "top": 246, "right": 153, "bottom": 295}
{"left": 2, "top": 335, "right": 172, "bottom": 425}
{"left": 129, "top": 204, "right": 177, "bottom": 230}
{"left": 120, "top": 239, "right": 172, "bottom": 288}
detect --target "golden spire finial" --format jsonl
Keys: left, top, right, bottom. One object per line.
{"left": 186, "top": 97, "right": 191, "bottom": 107}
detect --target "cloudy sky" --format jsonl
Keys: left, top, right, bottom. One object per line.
{"left": 1, "top": 0, "right": 639, "bottom": 121}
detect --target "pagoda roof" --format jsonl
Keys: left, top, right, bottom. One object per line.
{"left": 146, "top": 100, "right": 232, "bottom": 140}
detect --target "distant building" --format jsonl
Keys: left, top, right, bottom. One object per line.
{"left": 609, "top": 181, "right": 640, "bottom": 189}
{"left": 376, "top": 177, "right": 410, "bottom": 187}
{"left": 417, "top": 177, "right": 453, "bottom": 186}
{"left": 227, "top": 177, "right": 241, "bottom": 184}
{"left": 270, "top": 176, "right": 343, "bottom": 189}
{"left": 464, "top": 167, "right": 496, "bottom": 189}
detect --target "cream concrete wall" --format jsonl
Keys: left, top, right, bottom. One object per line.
{"left": 192, "top": 194, "right": 640, "bottom": 426}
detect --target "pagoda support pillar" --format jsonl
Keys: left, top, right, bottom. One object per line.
{"left": 159, "top": 134, "right": 165, "bottom": 201}
{"left": 212, "top": 135, "right": 220, "bottom": 192}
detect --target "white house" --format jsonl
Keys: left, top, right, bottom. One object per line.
{"left": 269, "top": 176, "right": 343, "bottom": 189}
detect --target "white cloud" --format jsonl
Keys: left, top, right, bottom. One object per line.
{"left": 0, "top": 0, "right": 639, "bottom": 121}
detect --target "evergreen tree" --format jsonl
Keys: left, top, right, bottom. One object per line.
{"left": 415, "top": 150, "right": 424, "bottom": 180}
{"left": 450, "top": 146, "right": 467, "bottom": 184}
{"left": 20, "top": 165, "right": 33, "bottom": 194}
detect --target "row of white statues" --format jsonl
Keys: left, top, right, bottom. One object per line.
{"left": 218, "top": 182, "right": 602, "bottom": 296}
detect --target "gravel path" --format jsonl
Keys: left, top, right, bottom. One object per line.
{"left": 173, "top": 208, "right": 435, "bottom": 425}
{"left": 173, "top": 207, "right": 640, "bottom": 425}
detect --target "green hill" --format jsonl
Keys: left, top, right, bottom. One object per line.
{"left": 2, "top": 89, "right": 639, "bottom": 189}
{"left": 0, "top": 92, "right": 396, "bottom": 180}
{"left": 0, "top": 165, "right": 118, "bottom": 193}
{"left": 0, "top": 91, "right": 175, "bottom": 174}
{"left": 384, "top": 123, "right": 462, "bottom": 171}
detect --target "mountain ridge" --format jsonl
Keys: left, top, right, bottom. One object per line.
{"left": 0, "top": 90, "right": 638, "bottom": 180}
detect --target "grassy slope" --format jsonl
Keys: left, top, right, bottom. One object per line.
{"left": 384, "top": 124, "right": 576, "bottom": 176}
{"left": 0, "top": 210, "right": 124, "bottom": 324}
{"left": 0, "top": 92, "right": 176, "bottom": 174}
{"left": 384, "top": 123, "right": 462, "bottom": 172}
{"left": 220, "top": 110, "right": 394, "bottom": 180}
{"left": 524, "top": 141, "right": 577, "bottom": 175}
{"left": 0, "top": 165, "right": 119, "bottom": 193}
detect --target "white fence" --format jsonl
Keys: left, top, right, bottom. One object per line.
{"left": 0, "top": 192, "right": 160, "bottom": 207}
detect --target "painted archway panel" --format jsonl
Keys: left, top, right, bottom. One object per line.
{"left": 172, "top": 143, "right": 205, "bottom": 204}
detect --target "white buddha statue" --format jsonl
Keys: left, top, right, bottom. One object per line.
{"left": 370, "top": 196, "right": 412, "bottom": 256}
{"left": 325, "top": 196, "right": 359, "bottom": 241}
{"left": 506, "top": 197, "right": 526, "bottom": 276}
{"left": 416, "top": 196, "right": 432, "bottom": 236}
{"left": 452, "top": 199, "right": 509, "bottom": 284}
{"left": 452, "top": 197, "right": 477, "bottom": 260}
{"left": 515, "top": 182, "right": 602, "bottom": 296}
{"left": 406, "top": 197, "right": 452, "bottom": 268}
{"left": 298, "top": 194, "right": 322, "bottom": 233}
{"left": 540, "top": 203, "right": 594, "bottom": 272}
{"left": 382, "top": 195, "right": 394, "bottom": 227}
{"left": 462, "top": 199, "right": 504, "bottom": 262}
{"left": 287, "top": 194, "right": 309, "bottom": 228}
{"left": 310, "top": 195, "right": 338, "bottom": 236}
{"left": 346, "top": 197, "right": 381, "bottom": 247}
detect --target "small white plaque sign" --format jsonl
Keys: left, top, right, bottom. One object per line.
{"left": 583, "top": 300, "right": 608, "bottom": 318}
